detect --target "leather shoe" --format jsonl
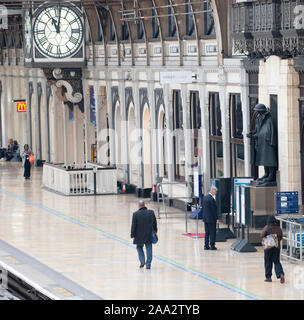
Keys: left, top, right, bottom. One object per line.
{"left": 264, "top": 278, "right": 272, "bottom": 282}
{"left": 140, "top": 263, "right": 145, "bottom": 268}
{"left": 146, "top": 266, "right": 151, "bottom": 270}
{"left": 204, "top": 247, "right": 210, "bottom": 250}
{"left": 280, "top": 275, "right": 285, "bottom": 284}
{"left": 210, "top": 246, "right": 217, "bottom": 250}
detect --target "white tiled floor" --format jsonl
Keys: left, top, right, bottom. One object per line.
{"left": 0, "top": 161, "right": 304, "bottom": 300}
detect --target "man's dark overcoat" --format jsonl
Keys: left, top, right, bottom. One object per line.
{"left": 131, "top": 207, "right": 157, "bottom": 245}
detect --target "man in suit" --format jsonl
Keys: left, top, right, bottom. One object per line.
{"left": 202, "top": 186, "right": 219, "bottom": 250}
{"left": 131, "top": 200, "right": 158, "bottom": 269}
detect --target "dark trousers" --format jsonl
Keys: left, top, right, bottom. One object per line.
{"left": 24, "top": 159, "right": 31, "bottom": 178}
{"left": 264, "top": 247, "right": 284, "bottom": 279}
{"left": 204, "top": 222, "right": 216, "bottom": 248}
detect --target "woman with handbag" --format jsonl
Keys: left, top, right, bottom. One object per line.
{"left": 20, "top": 144, "right": 34, "bottom": 180}
{"left": 261, "top": 216, "right": 285, "bottom": 283}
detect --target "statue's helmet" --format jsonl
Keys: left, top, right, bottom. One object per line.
{"left": 253, "top": 104, "right": 267, "bottom": 112}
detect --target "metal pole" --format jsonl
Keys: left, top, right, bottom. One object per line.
{"left": 192, "top": 198, "right": 202, "bottom": 239}
{"left": 94, "top": 171, "right": 97, "bottom": 195}
{"left": 157, "top": 183, "right": 160, "bottom": 219}
{"left": 301, "top": 223, "right": 303, "bottom": 262}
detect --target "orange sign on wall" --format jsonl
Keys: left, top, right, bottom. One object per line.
{"left": 16, "top": 102, "right": 27, "bottom": 113}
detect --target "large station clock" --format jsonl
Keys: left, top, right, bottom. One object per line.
{"left": 30, "top": 3, "right": 85, "bottom": 65}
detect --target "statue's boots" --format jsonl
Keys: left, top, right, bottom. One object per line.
{"left": 262, "top": 167, "right": 276, "bottom": 182}
{"left": 257, "top": 168, "right": 277, "bottom": 187}
{"left": 257, "top": 167, "right": 270, "bottom": 182}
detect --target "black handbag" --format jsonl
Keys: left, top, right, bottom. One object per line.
{"left": 151, "top": 232, "right": 158, "bottom": 244}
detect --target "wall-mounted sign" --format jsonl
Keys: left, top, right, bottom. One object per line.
{"left": 16, "top": 101, "right": 26, "bottom": 113}
{"left": 159, "top": 71, "right": 193, "bottom": 84}
{"left": 276, "top": 191, "right": 299, "bottom": 214}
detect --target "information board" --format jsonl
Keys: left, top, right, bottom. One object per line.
{"left": 235, "top": 185, "right": 241, "bottom": 224}
{"left": 276, "top": 191, "right": 299, "bottom": 214}
{"left": 233, "top": 178, "right": 254, "bottom": 211}
{"left": 193, "top": 166, "right": 202, "bottom": 198}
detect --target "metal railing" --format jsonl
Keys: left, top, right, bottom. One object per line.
{"left": 156, "top": 179, "right": 192, "bottom": 219}
{"left": 277, "top": 216, "right": 304, "bottom": 263}
{"left": 43, "top": 163, "right": 117, "bottom": 196}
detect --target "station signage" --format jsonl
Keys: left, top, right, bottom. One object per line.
{"left": 16, "top": 101, "right": 26, "bottom": 113}
{"left": 276, "top": 191, "right": 299, "bottom": 214}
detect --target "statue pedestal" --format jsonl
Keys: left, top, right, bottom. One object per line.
{"left": 250, "top": 185, "right": 278, "bottom": 228}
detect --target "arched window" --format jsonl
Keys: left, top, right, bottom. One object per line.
{"left": 173, "top": 90, "right": 185, "bottom": 181}
{"left": 209, "top": 92, "right": 223, "bottom": 178}
{"left": 137, "top": 20, "right": 144, "bottom": 40}
{"left": 152, "top": 6, "right": 159, "bottom": 38}
{"left": 121, "top": 21, "right": 129, "bottom": 41}
{"left": 168, "top": 1, "right": 177, "bottom": 37}
{"left": 185, "top": 0, "right": 195, "bottom": 37}
{"left": 190, "top": 91, "right": 201, "bottom": 166}
{"left": 230, "top": 94, "right": 244, "bottom": 177}
{"left": 204, "top": 1, "right": 215, "bottom": 36}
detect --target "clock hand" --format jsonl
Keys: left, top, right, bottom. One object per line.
{"left": 51, "top": 18, "right": 59, "bottom": 32}
{"left": 57, "top": 6, "right": 61, "bottom": 33}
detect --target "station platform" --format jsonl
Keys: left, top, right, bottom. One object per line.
{"left": 0, "top": 161, "right": 304, "bottom": 300}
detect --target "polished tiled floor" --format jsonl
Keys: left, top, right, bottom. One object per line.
{"left": 0, "top": 161, "right": 304, "bottom": 300}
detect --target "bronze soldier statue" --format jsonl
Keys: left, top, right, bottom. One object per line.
{"left": 247, "top": 104, "right": 278, "bottom": 187}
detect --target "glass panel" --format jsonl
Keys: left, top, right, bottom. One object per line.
{"left": 168, "top": 0, "right": 177, "bottom": 37}
{"left": 175, "top": 133, "right": 185, "bottom": 179}
{"left": 137, "top": 21, "right": 144, "bottom": 39}
{"left": 215, "top": 141, "right": 224, "bottom": 177}
{"left": 122, "top": 21, "right": 129, "bottom": 40}
{"left": 185, "top": 0, "right": 195, "bottom": 36}
{"left": 210, "top": 93, "right": 221, "bottom": 136}
{"left": 236, "top": 144, "right": 245, "bottom": 177}
{"left": 204, "top": 1, "right": 215, "bottom": 35}
{"left": 152, "top": 7, "right": 159, "bottom": 38}
{"left": 231, "top": 94, "right": 243, "bottom": 139}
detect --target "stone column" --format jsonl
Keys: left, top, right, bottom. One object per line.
{"left": 26, "top": 81, "right": 33, "bottom": 148}
{"left": 163, "top": 84, "right": 175, "bottom": 197}
{"left": 198, "top": 72, "right": 210, "bottom": 193}
{"left": 118, "top": 71, "right": 129, "bottom": 182}
{"left": 218, "top": 66, "right": 230, "bottom": 177}
{"left": 35, "top": 82, "right": 42, "bottom": 162}
{"left": 0, "top": 80, "right": 2, "bottom": 147}
{"left": 147, "top": 76, "right": 157, "bottom": 188}
{"left": 62, "top": 102, "right": 67, "bottom": 165}
{"left": 240, "top": 67, "right": 251, "bottom": 177}
{"left": 181, "top": 84, "right": 192, "bottom": 197}
{"left": 83, "top": 80, "right": 89, "bottom": 164}
{"left": 105, "top": 71, "right": 116, "bottom": 167}
{"left": 132, "top": 71, "right": 143, "bottom": 189}
{"left": 44, "top": 85, "right": 51, "bottom": 162}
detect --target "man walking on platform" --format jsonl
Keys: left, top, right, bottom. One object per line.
{"left": 202, "top": 186, "right": 219, "bottom": 250}
{"left": 131, "top": 200, "right": 158, "bottom": 269}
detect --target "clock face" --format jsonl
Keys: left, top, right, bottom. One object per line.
{"left": 33, "top": 5, "right": 84, "bottom": 59}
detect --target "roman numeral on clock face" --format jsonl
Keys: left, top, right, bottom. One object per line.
{"left": 70, "top": 36, "right": 78, "bottom": 45}
{"left": 47, "top": 44, "right": 53, "bottom": 52}
{"left": 39, "top": 36, "right": 47, "bottom": 46}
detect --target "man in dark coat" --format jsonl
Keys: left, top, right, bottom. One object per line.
{"left": 131, "top": 200, "right": 158, "bottom": 269}
{"left": 202, "top": 186, "right": 219, "bottom": 250}
{"left": 247, "top": 104, "right": 278, "bottom": 187}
